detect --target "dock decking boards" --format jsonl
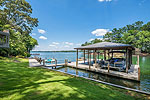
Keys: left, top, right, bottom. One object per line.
{"left": 67, "top": 61, "right": 139, "bottom": 81}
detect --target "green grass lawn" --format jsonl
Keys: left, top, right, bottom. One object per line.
{"left": 0, "top": 57, "right": 149, "bottom": 100}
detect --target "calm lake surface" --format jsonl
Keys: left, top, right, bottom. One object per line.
{"left": 31, "top": 51, "right": 150, "bottom": 92}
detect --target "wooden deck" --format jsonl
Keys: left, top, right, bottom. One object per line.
{"left": 67, "top": 61, "right": 140, "bottom": 81}
{"left": 29, "top": 58, "right": 140, "bottom": 81}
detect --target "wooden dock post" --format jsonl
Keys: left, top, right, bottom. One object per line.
{"left": 137, "top": 55, "right": 140, "bottom": 81}
{"left": 137, "top": 55, "right": 139, "bottom": 65}
{"left": 55, "top": 59, "right": 57, "bottom": 68}
{"left": 84, "top": 50, "right": 85, "bottom": 63}
{"left": 94, "top": 50, "right": 97, "bottom": 68}
{"left": 43, "top": 59, "right": 45, "bottom": 66}
{"left": 65, "top": 59, "right": 68, "bottom": 66}
{"left": 104, "top": 50, "right": 106, "bottom": 60}
{"left": 98, "top": 51, "right": 99, "bottom": 61}
{"left": 126, "top": 49, "right": 128, "bottom": 73}
{"left": 88, "top": 50, "right": 89, "bottom": 64}
{"left": 108, "top": 62, "right": 110, "bottom": 73}
{"left": 108, "top": 50, "right": 110, "bottom": 59}
{"left": 138, "top": 67, "right": 140, "bottom": 81}
{"left": 76, "top": 49, "right": 78, "bottom": 67}
{"left": 93, "top": 50, "right": 95, "bottom": 62}
{"left": 112, "top": 49, "right": 113, "bottom": 58}
{"left": 89, "top": 51, "right": 91, "bottom": 70}
{"left": 76, "top": 70, "right": 78, "bottom": 75}
{"left": 39, "top": 58, "right": 42, "bottom": 64}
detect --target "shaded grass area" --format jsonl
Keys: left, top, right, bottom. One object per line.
{"left": 0, "top": 57, "right": 149, "bottom": 100}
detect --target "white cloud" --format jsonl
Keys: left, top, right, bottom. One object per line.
{"left": 89, "top": 38, "right": 94, "bottom": 41}
{"left": 76, "top": 44, "right": 81, "bottom": 46}
{"left": 91, "top": 29, "right": 110, "bottom": 36}
{"left": 32, "top": 33, "right": 36, "bottom": 36}
{"left": 65, "top": 42, "right": 73, "bottom": 45}
{"left": 64, "top": 45, "right": 70, "bottom": 48}
{"left": 49, "top": 44, "right": 56, "bottom": 47}
{"left": 38, "top": 29, "right": 46, "bottom": 34}
{"left": 39, "top": 36, "right": 47, "bottom": 40}
{"left": 98, "top": 0, "right": 112, "bottom": 2}
{"left": 52, "top": 42, "right": 59, "bottom": 45}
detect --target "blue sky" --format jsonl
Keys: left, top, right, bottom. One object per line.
{"left": 27, "top": 0, "right": 150, "bottom": 51}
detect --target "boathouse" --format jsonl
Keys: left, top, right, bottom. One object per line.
{"left": 70, "top": 42, "right": 140, "bottom": 81}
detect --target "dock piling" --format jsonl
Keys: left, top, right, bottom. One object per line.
{"left": 39, "top": 58, "right": 42, "bottom": 64}
{"left": 108, "top": 62, "right": 110, "bottom": 73}
{"left": 43, "top": 59, "right": 45, "bottom": 66}
{"left": 76, "top": 49, "right": 78, "bottom": 67}
{"left": 137, "top": 55, "right": 139, "bottom": 65}
{"left": 138, "top": 67, "right": 140, "bottom": 81}
{"left": 55, "top": 59, "right": 57, "bottom": 68}
{"left": 65, "top": 59, "right": 68, "bottom": 66}
{"left": 84, "top": 50, "right": 85, "bottom": 63}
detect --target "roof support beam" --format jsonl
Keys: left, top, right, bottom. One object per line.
{"left": 84, "top": 50, "right": 85, "bottom": 63}
{"left": 88, "top": 50, "right": 89, "bottom": 64}
{"left": 76, "top": 49, "right": 78, "bottom": 67}
{"left": 126, "top": 48, "right": 129, "bottom": 73}
{"left": 94, "top": 50, "right": 97, "bottom": 68}
{"left": 89, "top": 50, "right": 91, "bottom": 70}
{"left": 104, "top": 50, "right": 106, "bottom": 60}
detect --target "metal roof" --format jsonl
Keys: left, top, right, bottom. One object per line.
{"left": 74, "top": 42, "right": 135, "bottom": 50}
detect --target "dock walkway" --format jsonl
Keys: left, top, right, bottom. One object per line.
{"left": 29, "top": 58, "right": 43, "bottom": 67}
{"left": 29, "top": 58, "right": 64, "bottom": 67}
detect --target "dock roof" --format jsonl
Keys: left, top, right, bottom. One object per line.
{"left": 74, "top": 42, "right": 135, "bottom": 50}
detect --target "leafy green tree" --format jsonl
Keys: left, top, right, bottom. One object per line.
{"left": 82, "top": 21, "right": 150, "bottom": 53}
{"left": 0, "top": 0, "right": 38, "bottom": 33}
{"left": 141, "top": 22, "right": 150, "bottom": 31}
{"left": 136, "top": 31, "right": 150, "bottom": 53}
{"left": 0, "top": 0, "right": 38, "bottom": 57}
{"left": 91, "top": 38, "right": 103, "bottom": 44}
{"left": 82, "top": 42, "right": 92, "bottom": 46}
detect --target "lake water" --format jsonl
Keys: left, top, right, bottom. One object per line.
{"left": 31, "top": 51, "right": 150, "bottom": 93}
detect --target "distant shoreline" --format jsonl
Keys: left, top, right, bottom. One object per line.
{"left": 31, "top": 51, "right": 150, "bottom": 56}
{"left": 31, "top": 50, "right": 77, "bottom": 52}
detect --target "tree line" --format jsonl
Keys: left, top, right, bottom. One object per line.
{"left": 0, "top": 0, "right": 38, "bottom": 57}
{"left": 82, "top": 21, "right": 150, "bottom": 53}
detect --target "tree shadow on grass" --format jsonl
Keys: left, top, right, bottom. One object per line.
{"left": 0, "top": 59, "right": 55, "bottom": 98}
{"left": 0, "top": 58, "right": 143, "bottom": 100}
{"left": 18, "top": 77, "right": 139, "bottom": 100}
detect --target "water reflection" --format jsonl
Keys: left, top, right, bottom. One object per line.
{"left": 55, "top": 66, "right": 140, "bottom": 90}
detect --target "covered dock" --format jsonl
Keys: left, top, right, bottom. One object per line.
{"left": 70, "top": 42, "right": 140, "bottom": 81}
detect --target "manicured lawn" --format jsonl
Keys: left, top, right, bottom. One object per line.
{"left": 0, "top": 57, "right": 149, "bottom": 100}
